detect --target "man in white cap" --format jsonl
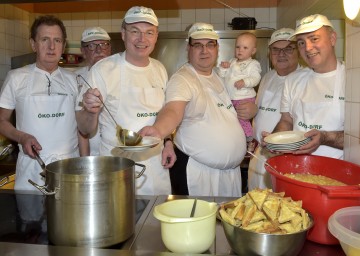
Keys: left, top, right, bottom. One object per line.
{"left": 76, "top": 6, "right": 175, "bottom": 195}
{"left": 268, "top": 14, "right": 345, "bottom": 159}
{"left": 76, "top": 27, "right": 111, "bottom": 156}
{"left": 248, "top": 28, "right": 301, "bottom": 190}
{"left": 140, "top": 22, "right": 246, "bottom": 197}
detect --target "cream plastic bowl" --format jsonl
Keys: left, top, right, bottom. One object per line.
{"left": 328, "top": 206, "right": 360, "bottom": 256}
{"left": 153, "top": 199, "right": 217, "bottom": 253}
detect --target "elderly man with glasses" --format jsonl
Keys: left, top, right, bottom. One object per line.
{"left": 76, "top": 27, "right": 112, "bottom": 157}
{"left": 139, "top": 23, "right": 247, "bottom": 197}
{"left": 248, "top": 28, "right": 302, "bottom": 190}
{"left": 76, "top": 6, "right": 175, "bottom": 196}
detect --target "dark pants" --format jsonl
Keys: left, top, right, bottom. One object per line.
{"left": 170, "top": 147, "right": 190, "bottom": 195}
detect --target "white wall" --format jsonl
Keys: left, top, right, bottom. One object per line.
{"left": 0, "top": 4, "right": 278, "bottom": 86}
{"left": 344, "top": 23, "right": 360, "bottom": 165}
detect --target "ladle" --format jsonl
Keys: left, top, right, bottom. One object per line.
{"left": 32, "top": 145, "right": 46, "bottom": 177}
{"left": 190, "top": 198, "right": 197, "bottom": 217}
{"left": 77, "top": 75, "right": 142, "bottom": 146}
{"left": 247, "top": 151, "right": 281, "bottom": 174}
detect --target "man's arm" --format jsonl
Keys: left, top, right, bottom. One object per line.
{"left": 272, "top": 112, "right": 294, "bottom": 132}
{"left": 139, "top": 101, "right": 187, "bottom": 139}
{"left": 76, "top": 88, "right": 102, "bottom": 136}
{"left": 295, "top": 130, "right": 344, "bottom": 155}
{"left": 154, "top": 101, "right": 187, "bottom": 138}
{"left": 0, "top": 107, "right": 40, "bottom": 157}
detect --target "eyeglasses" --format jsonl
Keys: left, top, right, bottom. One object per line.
{"left": 270, "top": 46, "right": 296, "bottom": 55}
{"left": 84, "top": 42, "right": 110, "bottom": 51}
{"left": 189, "top": 41, "right": 218, "bottom": 50}
{"left": 124, "top": 28, "right": 157, "bottom": 39}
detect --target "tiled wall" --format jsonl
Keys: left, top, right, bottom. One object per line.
{"left": 344, "top": 23, "right": 360, "bottom": 165}
{"left": 277, "top": 0, "right": 357, "bottom": 164}
{"left": 0, "top": 4, "right": 277, "bottom": 86}
{"left": 0, "top": 5, "right": 31, "bottom": 86}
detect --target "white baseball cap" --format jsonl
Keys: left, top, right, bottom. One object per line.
{"left": 187, "top": 23, "right": 219, "bottom": 41}
{"left": 124, "top": 6, "right": 158, "bottom": 26}
{"left": 81, "top": 27, "right": 110, "bottom": 42}
{"left": 292, "top": 14, "right": 333, "bottom": 37}
{"left": 268, "top": 28, "right": 295, "bottom": 46}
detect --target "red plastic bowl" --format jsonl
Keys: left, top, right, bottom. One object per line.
{"left": 265, "top": 154, "right": 360, "bottom": 245}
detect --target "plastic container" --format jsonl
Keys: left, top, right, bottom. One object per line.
{"left": 328, "top": 207, "right": 360, "bottom": 256}
{"left": 153, "top": 199, "right": 217, "bottom": 254}
{"left": 265, "top": 154, "right": 360, "bottom": 244}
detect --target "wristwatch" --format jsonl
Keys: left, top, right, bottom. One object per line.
{"left": 164, "top": 137, "right": 173, "bottom": 144}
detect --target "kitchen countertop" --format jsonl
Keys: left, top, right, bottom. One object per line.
{"left": 0, "top": 191, "right": 345, "bottom": 256}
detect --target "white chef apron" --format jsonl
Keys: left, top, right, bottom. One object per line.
{"left": 76, "top": 67, "right": 101, "bottom": 156}
{"left": 15, "top": 67, "right": 79, "bottom": 191}
{"left": 248, "top": 146, "right": 279, "bottom": 190}
{"left": 292, "top": 62, "right": 344, "bottom": 159}
{"left": 102, "top": 53, "right": 171, "bottom": 195}
{"left": 176, "top": 65, "right": 246, "bottom": 197}
{"left": 249, "top": 73, "right": 285, "bottom": 190}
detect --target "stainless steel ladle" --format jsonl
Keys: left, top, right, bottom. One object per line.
{"left": 247, "top": 151, "right": 281, "bottom": 174}
{"left": 77, "top": 75, "right": 142, "bottom": 146}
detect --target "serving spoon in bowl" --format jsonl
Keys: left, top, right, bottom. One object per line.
{"left": 77, "top": 75, "right": 142, "bottom": 146}
{"left": 247, "top": 151, "right": 281, "bottom": 175}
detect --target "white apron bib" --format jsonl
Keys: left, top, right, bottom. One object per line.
{"left": 292, "top": 62, "right": 344, "bottom": 159}
{"left": 102, "top": 53, "right": 170, "bottom": 195}
{"left": 177, "top": 65, "right": 246, "bottom": 197}
{"left": 249, "top": 74, "right": 284, "bottom": 190}
{"left": 15, "top": 67, "right": 79, "bottom": 191}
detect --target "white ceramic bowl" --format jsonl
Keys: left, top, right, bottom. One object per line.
{"left": 328, "top": 206, "right": 360, "bottom": 256}
{"left": 153, "top": 199, "right": 217, "bottom": 253}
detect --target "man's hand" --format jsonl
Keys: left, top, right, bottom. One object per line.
{"left": 235, "top": 101, "right": 258, "bottom": 121}
{"left": 19, "top": 133, "right": 41, "bottom": 158}
{"left": 82, "top": 88, "right": 103, "bottom": 114}
{"left": 162, "top": 140, "right": 176, "bottom": 168}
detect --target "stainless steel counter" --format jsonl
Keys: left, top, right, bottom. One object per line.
{"left": 0, "top": 193, "right": 345, "bottom": 256}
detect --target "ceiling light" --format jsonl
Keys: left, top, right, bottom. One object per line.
{"left": 343, "top": 0, "right": 360, "bottom": 25}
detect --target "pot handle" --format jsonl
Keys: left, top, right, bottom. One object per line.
{"left": 317, "top": 185, "right": 360, "bottom": 198}
{"left": 28, "top": 179, "right": 57, "bottom": 195}
{"left": 135, "top": 163, "right": 146, "bottom": 179}
{"left": 0, "top": 176, "right": 10, "bottom": 187}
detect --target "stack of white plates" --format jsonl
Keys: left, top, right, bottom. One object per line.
{"left": 264, "top": 131, "right": 311, "bottom": 152}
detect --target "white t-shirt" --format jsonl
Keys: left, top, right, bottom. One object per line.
{"left": 75, "top": 66, "right": 102, "bottom": 156}
{"left": 166, "top": 63, "right": 246, "bottom": 169}
{"left": 76, "top": 53, "right": 168, "bottom": 148}
{"left": 281, "top": 62, "right": 345, "bottom": 158}
{"left": 0, "top": 64, "right": 78, "bottom": 111}
{"left": 253, "top": 65, "right": 302, "bottom": 142}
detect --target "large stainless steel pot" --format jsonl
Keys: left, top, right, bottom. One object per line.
{"left": 28, "top": 156, "right": 145, "bottom": 248}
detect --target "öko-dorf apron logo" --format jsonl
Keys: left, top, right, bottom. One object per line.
{"left": 137, "top": 112, "right": 158, "bottom": 118}
{"left": 38, "top": 112, "right": 65, "bottom": 118}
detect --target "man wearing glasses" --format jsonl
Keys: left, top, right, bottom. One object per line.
{"left": 139, "top": 23, "right": 247, "bottom": 197}
{"left": 76, "top": 27, "right": 111, "bottom": 156}
{"left": 268, "top": 14, "right": 345, "bottom": 160}
{"left": 248, "top": 28, "right": 301, "bottom": 190}
{"left": 76, "top": 6, "right": 175, "bottom": 196}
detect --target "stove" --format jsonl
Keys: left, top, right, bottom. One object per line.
{"left": 0, "top": 192, "right": 346, "bottom": 256}
{"left": 0, "top": 190, "right": 151, "bottom": 248}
